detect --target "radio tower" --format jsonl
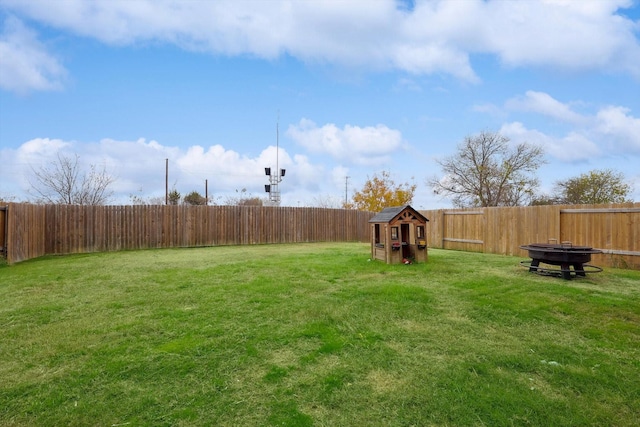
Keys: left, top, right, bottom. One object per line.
{"left": 264, "top": 118, "right": 285, "bottom": 205}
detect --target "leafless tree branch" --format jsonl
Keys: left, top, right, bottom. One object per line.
{"left": 429, "top": 131, "right": 545, "bottom": 207}
{"left": 29, "top": 153, "right": 115, "bottom": 205}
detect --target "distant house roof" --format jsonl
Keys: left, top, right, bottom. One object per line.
{"left": 368, "top": 205, "right": 429, "bottom": 224}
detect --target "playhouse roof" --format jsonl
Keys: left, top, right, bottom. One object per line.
{"left": 368, "top": 205, "right": 429, "bottom": 224}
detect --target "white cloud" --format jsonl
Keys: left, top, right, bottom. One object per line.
{"left": 1, "top": 0, "right": 638, "bottom": 90}
{"left": 17, "top": 137, "right": 69, "bottom": 157}
{"left": 7, "top": 138, "right": 70, "bottom": 188}
{"left": 595, "top": 106, "right": 640, "bottom": 153}
{"left": 506, "top": 91, "right": 586, "bottom": 124}
{"left": 0, "top": 16, "right": 67, "bottom": 93}
{"left": 330, "top": 165, "right": 350, "bottom": 189}
{"left": 480, "top": 0, "right": 640, "bottom": 77}
{"left": 286, "top": 118, "right": 403, "bottom": 166}
{"left": 0, "top": 135, "right": 346, "bottom": 205}
{"left": 500, "top": 121, "right": 600, "bottom": 162}
{"left": 479, "top": 91, "right": 640, "bottom": 160}
{"left": 472, "top": 102, "right": 505, "bottom": 118}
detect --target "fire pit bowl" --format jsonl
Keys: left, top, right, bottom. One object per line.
{"left": 520, "top": 242, "right": 603, "bottom": 280}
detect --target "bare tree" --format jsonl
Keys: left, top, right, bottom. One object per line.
{"left": 30, "top": 153, "right": 115, "bottom": 205}
{"left": 310, "top": 194, "right": 343, "bottom": 209}
{"left": 430, "top": 131, "right": 545, "bottom": 207}
{"left": 224, "top": 188, "right": 264, "bottom": 206}
{"left": 0, "top": 193, "right": 17, "bottom": 203}
{"left": 129, "top": 187, "right": 167, "bottom": 205}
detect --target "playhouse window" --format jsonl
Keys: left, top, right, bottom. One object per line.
{"left": 374, "top": 224, "right": 381, "bottom": 244}
{"left": 417, "top": 226, "right": 424, "bottom": 239}
{"left": 391, "top": 227, "right": 399, "bottom": 240}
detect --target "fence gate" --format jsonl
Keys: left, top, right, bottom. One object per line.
{"left": 441, "top": 210, "right": 485, "bottom": 253}
{"left": 0, "top": 206, "right": 6, "bottom": 258}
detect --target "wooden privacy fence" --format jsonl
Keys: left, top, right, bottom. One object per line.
{"left": 3, "top": 204, "right": 374, "bottom": 264}
{"left": 421, "top": 202, "right": 640, "bottom": 269}
{"left": 0, "top": 206, "right": 6, "bottom": 258}
{"left": 4, "top": 202, "right": 640, "bottom": 270}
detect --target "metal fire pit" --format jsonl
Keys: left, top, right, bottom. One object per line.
{"left": 520, "top": 242, "right": 603, "bottom": 280}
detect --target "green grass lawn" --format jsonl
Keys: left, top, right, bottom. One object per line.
{"left": 1, "top": 243, "right": 639, "bottom": 426}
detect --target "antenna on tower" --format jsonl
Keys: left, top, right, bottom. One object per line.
{"left": 264, "top": 112, "right": 285, "bottom": 205}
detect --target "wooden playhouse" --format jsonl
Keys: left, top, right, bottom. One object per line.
{"left": 369, "top": 205, "right": 429, "bottom": 264}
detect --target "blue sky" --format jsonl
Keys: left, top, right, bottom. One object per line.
{"left": 1, "top": 0, "right": 639, "bottom": 209}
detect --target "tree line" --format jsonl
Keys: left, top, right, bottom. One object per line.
{"left": 156, "top": 188, "right": 264, "bottom": 206}
{"left": 346, "top": 130, "right": 632, "bottom": 211}
{"left": 6, "top": 131, "right": 633, "bottom": 210}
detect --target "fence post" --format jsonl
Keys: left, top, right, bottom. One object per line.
{"left": 0, "top": 205, "right": 6, "bottom": 259}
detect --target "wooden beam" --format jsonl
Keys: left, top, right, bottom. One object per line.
{"left": 443, "top": 238, "right": 484, "bottom": 244}
{"left": 444, "top": 211, "right": 484, "bottom": 215}
{"left": 597, "top": 249, "right": 640, "bottom": 256}
{"left": 561, "top": 208, "right": 640, "bottom": 214}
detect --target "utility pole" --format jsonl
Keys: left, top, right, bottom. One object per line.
{"left": 205, "top": 179, "right": 208, "bottom": 205}
{"left": 165, "top": 158, "right": 168, "bottom": 205}
{"left": 345, "top": 176, "right": 350, "bottom": 206}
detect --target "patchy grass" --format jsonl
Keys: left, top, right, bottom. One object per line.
{"left": 1, "top": 243, "right": 639, "bottom": 426}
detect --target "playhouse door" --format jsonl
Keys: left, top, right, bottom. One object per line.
{"left": 401, "top": 224, "right": 410, "bottom": 258}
